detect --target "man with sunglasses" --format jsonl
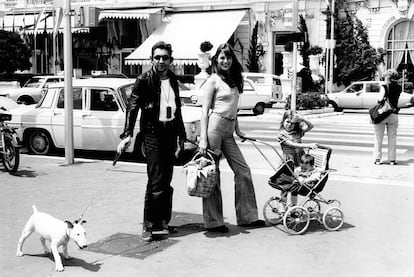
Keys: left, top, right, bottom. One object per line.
{"left": 117, "top": 41, "right": 186, "bottom": 242}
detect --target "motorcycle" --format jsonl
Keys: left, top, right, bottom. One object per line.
{"left": 0, "top": 112, "right": 20, "bottom": 173}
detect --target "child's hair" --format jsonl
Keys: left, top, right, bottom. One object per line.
{"left": 300, "top": 154, "right": 314, "bottom": 166}
{"left": 280, "top": 110, "right": 301, "bottom": 132}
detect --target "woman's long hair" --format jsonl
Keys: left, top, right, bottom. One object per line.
{"left": 211, "top": 43, "right": 244, "bottom": 93}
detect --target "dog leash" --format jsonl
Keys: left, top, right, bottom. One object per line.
{"left": 77, "top": 151, "right": 123, "bottom": 222}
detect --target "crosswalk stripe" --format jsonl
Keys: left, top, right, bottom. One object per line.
{"left": 250, "top": 128, "right": 414, "bottom": 137}
{"left": 242, "top": 133, "right": 413, "bottom": 148}
{"left": 236, "top": 140, "right": 408, "bottom": 154}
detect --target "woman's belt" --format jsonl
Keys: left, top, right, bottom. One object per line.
{"left": 212, "top": 112, "right": 236, "bottom": 121}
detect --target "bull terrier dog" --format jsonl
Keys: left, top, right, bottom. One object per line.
{"left": 16, "top": 205, "right": 87, "bottom": 272}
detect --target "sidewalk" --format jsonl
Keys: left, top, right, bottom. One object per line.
{"left": 1, "top": 155, "right": 414, "bottom": 277}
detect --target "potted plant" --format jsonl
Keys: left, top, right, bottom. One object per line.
{"left": 198, "top": 41, "right": 213, "bottom": 72}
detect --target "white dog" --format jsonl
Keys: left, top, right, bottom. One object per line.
{"left": 16, "top": 205, "right": 87, "bottom": 272}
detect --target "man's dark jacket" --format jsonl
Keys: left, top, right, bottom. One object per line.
{"left": 120, "top": 68, "right": 186, "bottom": 141}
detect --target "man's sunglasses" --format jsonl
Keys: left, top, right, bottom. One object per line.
{"left": 153, "top": 55, "right": 170, "bottom": 61}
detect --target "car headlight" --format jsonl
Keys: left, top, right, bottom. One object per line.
{"left": 190, "top": 95, "right": 198, "bottom": 104}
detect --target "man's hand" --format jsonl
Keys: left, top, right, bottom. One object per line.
{"left": 117, "top": 136, "right": 132, "bottom": 154}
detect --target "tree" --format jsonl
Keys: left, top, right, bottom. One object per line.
{"left": 0, "top": 30, "right": 32, "bottom": 74}
{"left": 298, "top": 15, "right": 310, "bottom": 68}
{"left": 246, "top": 21, "right": 259, "bottom": 72}
{"left": 334, "top": 12, "right": 376, "bottom": 85}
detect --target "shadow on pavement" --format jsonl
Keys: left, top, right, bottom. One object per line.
{"left": 24, "top": 253, "right": 102, "bottom": 272}
{"left": 86, "top": 232, "right": 178, "bottom": 260}
{"left": 8, "top": 169, "right": 37, "bottom": 178}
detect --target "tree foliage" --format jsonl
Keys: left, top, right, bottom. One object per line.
{"left": 0, "top": 30, "right": 32, "bottom": 74}
{"left": 334, "top": 12, "right": 376, "bottom": 85}
{"left": 298, "top": 15, "right": 310, "bottom": 68}
{"left": 246, "top": 21, "right": 259, "bottom": 72}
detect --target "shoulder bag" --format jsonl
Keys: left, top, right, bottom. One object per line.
{"left": 369, "top": 85, "right": 393, "bottom": 124}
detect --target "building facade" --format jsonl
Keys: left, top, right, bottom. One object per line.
{"left": 1, "top": 0, "right": 413, "bottom": 85}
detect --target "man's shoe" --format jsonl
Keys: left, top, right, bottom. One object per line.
{"left": 206, "top": 225, "right": 229, "bottom": 233}
{"left": 141, "top": 230, "right": 152, "bottom": 242}
{"left": 238, "top": 220, "right": 266, "bottom": 228}
{"left": 374, "top": 159, "right": 381, "bottom": 165}
{"left": 152, "top": 229, "right": 169, "bottom": 235}
{"left": 389, "top": 161, "right": 398, "bottom": 165}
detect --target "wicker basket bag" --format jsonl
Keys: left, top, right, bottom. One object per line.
{"left": 184, "top": 152, "right": 217, "bottom": 198}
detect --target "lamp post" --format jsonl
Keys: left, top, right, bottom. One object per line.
{"left": 328, "top": 0, "right": 335, "bottom": 94}
{"left": 63, "top": 0, "right": 74, "bottom": 164}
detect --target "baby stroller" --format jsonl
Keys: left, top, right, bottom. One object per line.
{"left": 242, "top": 137, "right": 344, "bottom": 235}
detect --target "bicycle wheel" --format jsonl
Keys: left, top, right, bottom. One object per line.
{"left": 322, "top": 207, "right": 344, "bottom": 231}
{"left": 263, "top": 197, "right": 286, "bottom": 225}
{"left": 2, "top": 135, "right": 19, "bottom": 173}
{"left": 283, "top": 206, "right": 310, "bottom": 235}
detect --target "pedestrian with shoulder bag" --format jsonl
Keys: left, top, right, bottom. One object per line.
{"left": 372, "top": 69, "right": 401, "bottom": 165}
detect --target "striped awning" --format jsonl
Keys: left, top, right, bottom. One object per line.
{"left": 125, "top": 10, "right": 246, "bottom": 66}
{"left": 0, "top": 13, "right": 89, "bottom": 34}
{"left": 98, "top": 8, "right": 162, "bottom": 21}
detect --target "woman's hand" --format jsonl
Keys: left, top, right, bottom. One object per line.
{"left": 198, "top": 138, "right": 208, "bottom": 155}
{"left": 236, "top": 130, "right": 246, "bottom": 139}
{"left": 198, "top": 146, "right": 207, "bottom": 156}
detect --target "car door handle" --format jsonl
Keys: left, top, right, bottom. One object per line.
{"left": 53, "top": 112, "right": 63, "bottom": 116}
{"left": 82, "top": 113, "right": 92, "bottom": 117}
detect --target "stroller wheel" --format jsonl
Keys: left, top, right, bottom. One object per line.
{"left": 263, "top": 197, "right": 286, "bottom": 225}
{"left": 303, "top": 199, "right": 321, "bottom": 216}
{"left": 322, "top": 207, "right": 344, "bottom": 231}
{"left": 283, "top": 206, "right": 310, "bottom": 235}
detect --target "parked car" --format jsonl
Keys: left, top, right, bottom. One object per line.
{"left": 0, "top": 96, "right": 19, "bottom": 112}
{"left": 179, "top": 78, "right": 271, "bottom": 115}
{"left": 7, "top": 78, "right": 201, "bottom": 157}
{"left": 326, "top": 80, "right": 414, "bottom": 111}
{"left": 242, "top": 72, "right": 283, "bottom": 104}
{"left": 0, "top": 75, "right": 64, "bottom": 105}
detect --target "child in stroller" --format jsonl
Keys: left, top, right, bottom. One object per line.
{"left": 241, "top": 136, "right": 344, "bottom": 235}
{"left": 273, "top": 154, "right": 323, "bottom": 207}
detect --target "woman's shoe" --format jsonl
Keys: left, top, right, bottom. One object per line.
{"left": 374, "top": 159, "right": 381, "bottom": 165}
{"left": 238, "top": 220, "right": 266, "bottom": 228}
{"left": 389, "top": 161, "right": 398, "bottom": 165}
{"left": 207, "top": 225, "right": 229, "bottom": 233}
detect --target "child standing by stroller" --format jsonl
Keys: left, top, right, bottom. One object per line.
{"left": 277, "top": 110, "right": 317, "bottom": 166}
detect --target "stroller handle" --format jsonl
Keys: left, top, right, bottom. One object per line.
{"left": 240, "top": 136, "right": 256, "bottom": 143}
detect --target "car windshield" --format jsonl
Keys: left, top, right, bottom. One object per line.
{"left": 24, "top": 78, "right": 44, "bottom": 88}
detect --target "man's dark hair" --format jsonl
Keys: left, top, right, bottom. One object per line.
{"left": 151, "top": 41, "right": 173, "bottom": 57}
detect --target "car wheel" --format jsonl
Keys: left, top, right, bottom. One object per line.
{"left": 17, "top": 96, "right": 35, "bottom": 105}
{"left": 328, "top": 101, "right": 343, "bottom": 112}
{"left": 253, "top": 103, "right": 265, "bottom": 115}
{"left": 28, "top": 130, "right": 53, "bottom": 155}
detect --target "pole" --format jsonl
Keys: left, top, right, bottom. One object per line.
{"left": 291, "top": 42, "right": 298, "bottom": 112}
{"left": 64, "top": 0, "right": 74, "bottom": 164}
{"left": 329, "top": 0, "right": 335, "bottom": 94}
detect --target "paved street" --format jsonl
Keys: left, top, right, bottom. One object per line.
{"left": 1, "top": 110, "right": 414, "bottom": 276}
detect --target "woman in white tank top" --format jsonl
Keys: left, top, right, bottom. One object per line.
{"left": 199, "top": 43, "right": 265, "bottom": 232}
